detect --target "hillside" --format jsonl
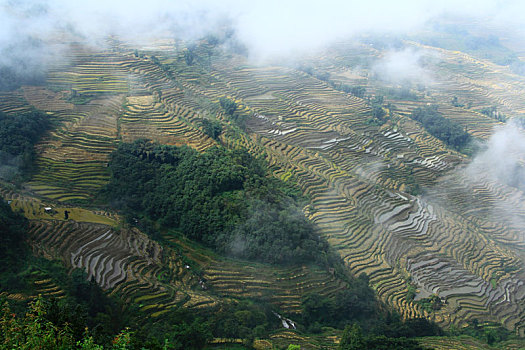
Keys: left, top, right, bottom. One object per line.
{"left": 0, "top": 28, "right": 524, "bottom": 349}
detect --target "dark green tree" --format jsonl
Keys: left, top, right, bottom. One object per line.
{"left": 0, "top": 110, "right": 50, "bottom": 180}
{"left": 201, "top": 119, "right": 222, "bottom": 140}
{"left": 339, "top": 324, "right": 365, "bottom": 350}
{"left": 219, "top": 97, "right": 237, "bottom": 116}
{"left": 0, "top": 198, "right": 28, "bottom": 273}
{"left": 411, "top": 105, "right": 470, "bottom": 150}
{"left": 104, "top": 140, "right": 331, "bottom": 265}
{"left": 184, "top": 48, "right": 196, "bottom": 65}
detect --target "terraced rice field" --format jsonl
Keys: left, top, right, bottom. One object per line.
{"left": 202, "top": 43, "right": 524, "bottom": 333}
{"left": 15, "top": 48, "right": 216, "bottom": 202}
{"left": 26, "top": 218, "right": 218, "bottom": 317}
{"left": 1, "top": 185, "right": 117, "bottom": 226}
{"left": 203, "top": 262, "right": 345, "bottom": 315}
{"left": 0, "top": 271, "right": 66, "bottom": 302}
{"left": 418, "top": 335, "right": 525, "bottom": 350}
{"left": 268, "top": 329, "right": 341, "bottom": 350}
{"left": 27, "top": 91, "right": 122, "bottom": 201}
{"left": 2, "top": 35, "right": 524, "bottom": 335}
{"left": 164, "top": 235, "right": 348, "bottom": 316}
{"left": 3, "top": 180, "right": 349, "bottom": 320}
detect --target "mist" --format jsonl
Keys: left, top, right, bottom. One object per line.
{"left": 466, "top": 121, "right": 525, "bottom": 191}
{"left": 2, "top": 0, "right": 525, "bottom": 82}
{"left": 371, "top": 48, "right": 434, "bottom": 85}
{"left": 424, "top": 121, "right": 525, "bottom": 244}
{"left": 465, "top": 122, "right": 525, "bottom": 239}
{"left": 0, "top": 153, "right": 22, "bottom": 181}
{"left": 470, "top": 122, "right": 525, "bottom": 242}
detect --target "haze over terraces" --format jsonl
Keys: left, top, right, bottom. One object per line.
{"left": 1, "top": 20, "right": 525, "bottom": 348}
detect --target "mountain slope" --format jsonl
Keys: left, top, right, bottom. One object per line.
{"left": 0, "top": 33, "right": 524, "bottom": 344}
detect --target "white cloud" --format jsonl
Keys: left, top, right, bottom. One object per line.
{"left": 371, "top": 48, "right": 434, "bottom": 84}
{"left": 466, "top": 121, "right": 525, "bottom": 190}
{"left": 1, "top": 0, "right": 525, "bottom": 81}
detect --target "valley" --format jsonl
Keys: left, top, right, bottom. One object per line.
{"left": 1, "top": 27, "right": 525, "bottom": 349}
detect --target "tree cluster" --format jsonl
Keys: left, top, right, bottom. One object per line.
{"left": 104, "top": 140, "right": 330, "bottom": 265}
{"left": 330, "top": 82, "right": 368, "bottom": 99}
{"left": 0, "top": 198, "right": 28, "bottom": 274}
{"left": 219, "top": 97, "right": 247, "bottom": 129}
{"left": 365, "top": 95, "right": 389, "bottom": 126}
{"left": 339, "top": 324, "right": 425, "bottom": 350}
{"left": 0, "top": 296, "right": 131, "bottom": 350}
{"left": 480, "top": 105, "right": 506, "bottom": 122}
{"left": 386, "top": 87, "right": 419, "bottom": 101}
{"left": 219, "top": 97, "right": 237, "bottom": 116}
{"left": 209, "top": 300, "right": 273, "bottom": 344}
{"left": 301, "top": 275, "right": 377, "bottom": 332}
{"left": 0, "top": 110, "right": 50, "bottom": 180}
{"left": 411, "top": 105, "right": 470, "bottom": 150}
{"left": 301, "top": 278, "right": 442, "bottom": 340}
{"left": 200, "top": 118, "right": 222, "bottom": 140}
